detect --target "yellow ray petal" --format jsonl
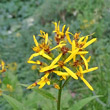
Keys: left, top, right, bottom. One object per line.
{"left": 78, "top": 37, "right": 85, "bottom": 43}
{"left": 79, "top": 65, "right": 83, "bottom": 73}
{"left": 64, "top": 54, "right": 73, "bottom": 64}
{"left": 27, "top": 60, "right": 41, "bottom": 65}
{"left": 53, "top": 71, "right": 69, "bottom": 76}
{"left": 47, "top": 81, "right": 50, "bottom": 85}
{"left": 52, "top": 22, "right": 57, "bottom": 31}
{"left": 73, "top": 55, "right": 76, "bottom": 62}
{"left": 27, "top": 60, "right": 37, "bottom": 64}
{"left": 27, "top": 83, "right": 37, "bottom": 89}
{"left": 62, "top": 76, "right": 67, "bottom": 80}
{"left": 41, "top": 53, "right": 52, "bottom": 60}
{"left": 36, "top": 60, "right": 41, "bottom": 65}
{"left": 50, "top": 53, "right": 62, "bottom": 67}
{"left": 80, "top": 55, "right": 88, "bottom": 70}
{"left": 68, "top": 51, "right": 72, "bottom": 53}
{"left": 65, "top": 27, "right": 72, "bottom": 44}
{"left": 38, "top": 82, "right": 45, "bottom": 89}
{"left": 39, "top": 49, "right": 44, "bottom": 55}
{"left": 64, "top": 49, "right": 79, "bottom": 64}
{"left": 59, "top": 41, "right": 65, "bottom": 44}
{"left": 40, "top": 65, "right": 59, "bottom": 73}
{"left": 66, "top": 34, "right": 72, "bottom": 44}
{"left": 1, "top": 60, "right": 5, "bottom": 66}
{"left": 58, "top": 21, "right": 60, "bottom": 31}
{"left": 1, "top": 60, "right": 5, "bottom": 70}
{"left": 29, "top": 53, "right": 40, "bottom": 60}
{"left": 82, "top": 38, "right": 97, "bottom": 49}
{"left": 50, "top": 44, "right": 66, "bottom": 51}
{"left": 72, "top": 40, "right": 75, "bottom": 51}
{"left": 62, "top": 25, "right": 66, "bottom": 33}
{"left": 82, "top": 67, "right": 98, "bottom": 74}
{"left": 44, "top": 72, "right": 49, "bottom": 77}
{"left": 87, "top": 56, "right": 91, "bottom": 62}
{"left": 40, "top": 66, "right": 51, "bottom": 73}
{"left": 84, "top": 36, "right": 88, "bottom": 43}
{"left": 68, "top": 32, "right": 74, "bottom": 36}
{"left": 81, "top": 77, "right": 94, "bottom": 91}
{"left": 45, "top": 33, "right": 48, "bottom": 44}
{"left": 33, "top": 35, "right": 38, "bottom": 47}
{"left": 77, "top": 51, "right": 88, "bottom": 54}
{"left": 63, "top": 66, "right": 78, "bottom": 79}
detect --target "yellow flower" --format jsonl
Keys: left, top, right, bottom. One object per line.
{"left": 77, "top": 34, "right": 96, "bottom": 49}
{"left": 76, "top": 66, "right": 98, "bottom": 91}
{"left": 7, "top": 84, "right": 13, "bottom": 92}
{"left": 8, "top": 62, "right": 17, "bottom": 71}
{"left": 40, "top": 53, "right": 78, "bottom": 80}
{"left": 67, "top": 39, "right": 88, "bottom": 62}
{"left": 29, "top": 35, "right": 52, "bottom": 61}
{"left": 54, "top": 83, "right": 60, "bottom": 89}
{"left": 65, "top": 29, "right": 81, "bottom": 44}
{"left": 53, "top": 22, "right": 66, "bottom": 44}
{"left": 27, "top": 22, "right": 98, "bottom": 90}
{"left": 67, "top": 36, "right": 96, "bottom": 68}
{"left": 28, "top": 35, "right": 66, "bottom": 63}
{"left": 65, "top": 27, "right": 72, "bottom": 44}
{"left": 27, "top": 82, "right": 37, "bottom": 89}
{"left": 31, "top": 65, "right": 37, "bottom": 70}
{"left": 39, "top": 30, "right": 48, "bottom": 44}
{"left": 16, "top": 32, "right": 21, "bottom": 37}
{"left": 65, "top": 40, "right": 80, "bottom": 63}
{"left": 27, "top": 60, "right": 41, "bottom": 65}
{"left": 53, "top": 21, "right": 65, "bottom": 38}
{"left": 37, "top": 72, "right": 50, "bottom": 88}
{"left": 50, "top": 41, "right": 66, "bottom": 51}
{"left": 0, "top": 60, "right": 6, "bottom": 73}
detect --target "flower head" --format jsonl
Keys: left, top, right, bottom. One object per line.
{"left": 76, "top": 66, "right": 98, "bottom": 91}
{"left": 0, "top": 60, "right": 6, "bottom": 73}
{"left": 54, "top": 83, "right": 60, "bottom": 89}
{"left": 27, "top": 82, "right": 37, "bottom": 89}
{"left": 37, "top": 72, "right": 50, "bottom": 89}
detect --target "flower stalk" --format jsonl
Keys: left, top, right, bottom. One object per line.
{"left": 57, "top": 80, "right": 62, "bottom": 110}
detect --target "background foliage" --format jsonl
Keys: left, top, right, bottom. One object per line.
{"left": 0, "top": 0, "right": 110, "bottom": 110}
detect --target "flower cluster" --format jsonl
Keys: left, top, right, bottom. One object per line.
{"left": 27, "top": 22, "right": 98, "bottom": 91}
{"left": 0, "top": 60, "right": 6, "bottom": 73}
{"left": 0, "top": 60, "right": 11, "bottom": 96}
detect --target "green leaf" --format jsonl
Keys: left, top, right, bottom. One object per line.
{"left": 3, "top": 94, "right": 25, "bottom": 110}
{"left": 33, "top": 88, "right": 56, "bottom": 101}
{"left": 68, "top": 95, "right": 102, "bottom": 110}
{"left": 17, "top": 83, "right": 28, "bottom": 87}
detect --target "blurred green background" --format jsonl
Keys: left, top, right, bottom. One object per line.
{"left": 0, "top": 0, "right": 110, "bottom": 110}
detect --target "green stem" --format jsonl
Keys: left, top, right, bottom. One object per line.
{"left": 62, "top": 76, "right": 71, "bottom": 88}
{"left": 57, "top": 80, "right": 62, "bottom": 110}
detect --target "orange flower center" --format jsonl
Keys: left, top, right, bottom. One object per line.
{"left": 76, "top": 71, "right": 82, "bottom": 77}
{"left": 58, "top": 61, "right": 64, "bottom": 67}
{"left": 39, "top": 43, "right": 50, "bottom": 53}
{"left": 33, "top": 46, "right": 40, "bottom": 53}
{"left": 61, "top": 46, "right": 69, "bottom": 55}
{"left": 74, "top": 33, "right": 80, "bottom": 40}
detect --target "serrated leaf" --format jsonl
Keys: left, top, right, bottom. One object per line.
{"left": 68, "top": 95, "right": 102, "bottom": 110}
{"left": 33, "top": 88, "right": 56, "bottom": 101}
{"left": 3, "top": 94, "right": 25, "bottom": 110}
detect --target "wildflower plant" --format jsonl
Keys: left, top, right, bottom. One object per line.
{"left": 27, "top": 22, "right": 98, "bottom": 110}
